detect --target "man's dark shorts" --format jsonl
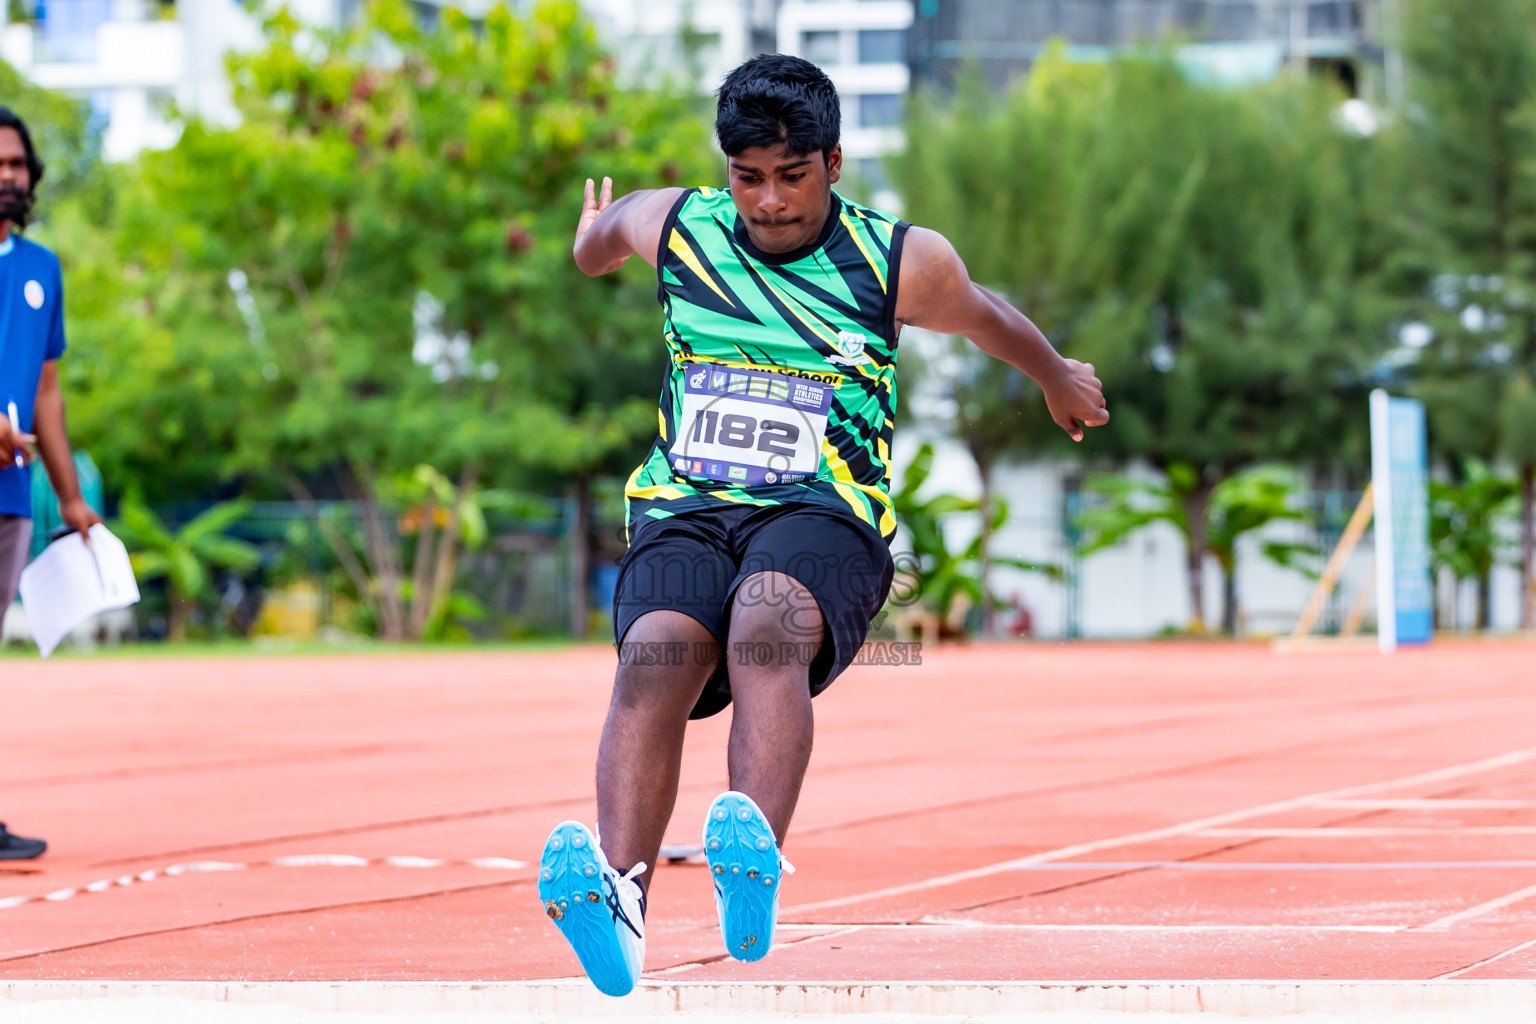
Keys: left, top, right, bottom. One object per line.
{"left": 613, "top": 503, "right": 894, "bottom": 720}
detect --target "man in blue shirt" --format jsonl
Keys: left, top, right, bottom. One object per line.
{"left": 0, "top": 107, "right": 101, "bottom": 861}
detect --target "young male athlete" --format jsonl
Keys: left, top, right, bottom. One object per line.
{"left": 538, "top": 54, "right": 1107, "bottom": 995}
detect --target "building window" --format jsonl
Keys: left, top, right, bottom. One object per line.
{"left": 35, "top": 0, "right": 112, "bottom": 63}
{"left": 802, "top": 30, "right": 842, "bottom": 66}
{"left": 859, "top": 93, "right": 903, "bottom": 129}
{"left": 857, "top": 29, "right": 906, "bottom": 65}
{"left": 856, "top": 158, "right": 892, "bottom": 196}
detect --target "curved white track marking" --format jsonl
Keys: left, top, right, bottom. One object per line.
{"left": 776, "top": 921, "right": 1409, "bottom": 934}
{"left": 916, "top": 860, "right": 1536, "bottom": 871}
{"left": 0, "top": 855, "right": 528, "bottom": 913}
{"left": 784, "top": 746, "right": 1536, "bottom": 917}
{"left": 1315, "top": 798, "right": 1536, "bottom": 810}
{"left": 1196, "top": 827, "right": 1536, "bottom": 837}
{"left": 1437, "top": 936, "right": 1536, "bottom": 978}
{"left": 1419, "top": 883, "right": 1536, "bottom": 932}
{"left": 648, "top": 926, "right": 867, "bottom": 978}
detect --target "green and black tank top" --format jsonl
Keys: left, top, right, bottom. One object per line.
{"left": 624, "top": 187, "right": 909, "bottom": 544}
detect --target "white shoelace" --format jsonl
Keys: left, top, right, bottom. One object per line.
{"left": 593, "top": 823, "right": 647, "bottom": 918}
{"left": 617, "top": 860, "right": 647, "bottom": 893}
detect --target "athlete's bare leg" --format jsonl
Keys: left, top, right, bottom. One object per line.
{"left": 596, "top": 610, "right": 719, "bottom": 893}
{"left": 724, "top": 570, "right": 822, "bottom": 841}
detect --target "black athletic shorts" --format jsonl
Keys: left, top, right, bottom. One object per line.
{"left": 612, "top": 503, "right": 895, "bottom": 720}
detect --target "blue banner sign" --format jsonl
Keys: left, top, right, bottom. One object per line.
{"left": 1370, "top": 391, "right": 1432, "bottom": 651}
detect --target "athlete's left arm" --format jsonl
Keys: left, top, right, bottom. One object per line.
{"left": 33, "top": 360, "right": 102, "bottom": 540}
{"left": 894, "top": 227, "right": 1108, "bottom": 442}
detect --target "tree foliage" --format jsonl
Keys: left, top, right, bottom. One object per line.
{"left": 116, "top": 496, "right": 262, "bottom": 641}
{"left": 65, "top": 0, "right": 713, "bottom": 638}
{"left": 897, "top": 50, "right": 1384, "bottom": 632}
{"left": 1395, "top": 0, "right": 1536, "bottom": 627}
{"left": 890, "top": 442, "right": 1059, "bottom": 629}
{"left": 1075, "top": 464, "right": 1314, "bottom": 633}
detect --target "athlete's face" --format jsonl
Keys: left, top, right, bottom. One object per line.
{"left": 727, "top": 143, "right": 842, "bottom": 254}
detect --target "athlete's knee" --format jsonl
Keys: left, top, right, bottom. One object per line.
{"left": 611, "top": 653, "right": 715, "bottom": 714}
{"left": 729, "top": 572, "right": 823, "bottom": 674}
{"left": 612, "top": 610, "right": 718, "bottom": 709}
{"left": 732, "top": 572, "right": 823, "bottom": 639}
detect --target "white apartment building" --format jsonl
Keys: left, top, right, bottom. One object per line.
{"left": 775, "top": 0, "right": 910, "bottom": 209}
{"left": 2, "top": 1, "right": 916, "bottom": 185}
{"left": 0, "top": 0, "right": 381, "bottom": 162}
{"left": 583, "top": 0, "right": 776, "bottom": 94}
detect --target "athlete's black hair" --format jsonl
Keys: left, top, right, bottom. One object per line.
{"left": 0, "top": 106, "right": 44, "bottom": 229}
{"left": 715, "top": 54, "right": 840, "bottom": 162}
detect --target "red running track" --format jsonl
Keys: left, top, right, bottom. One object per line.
{"left": 1, "top": 640, "right": 1534, "bottom": 983}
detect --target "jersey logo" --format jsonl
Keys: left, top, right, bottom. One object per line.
{"left": 24, "top": 280, "right": 43, "bottom": 309}
{"left": 829, "top": 329, "right": 871, "bottom": 366}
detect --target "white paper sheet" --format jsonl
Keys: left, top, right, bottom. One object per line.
{"left": 18, "top": 524, "right": 141, "bottom": 657}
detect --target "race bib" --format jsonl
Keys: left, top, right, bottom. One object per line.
{"left": 668, "top": 362, "right": 833, "bottom": 487}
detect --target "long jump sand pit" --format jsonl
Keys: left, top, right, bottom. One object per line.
{"left": 2, "top": 639, "right": 1534, "bottom": 1018}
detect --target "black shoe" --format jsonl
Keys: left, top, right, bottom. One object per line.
{"left": 0, "top": 822, "right": 46, "bottom": 860}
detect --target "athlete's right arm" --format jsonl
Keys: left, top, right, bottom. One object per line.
{"left": 572, "top": 177, "right": 686, "bottom": 276}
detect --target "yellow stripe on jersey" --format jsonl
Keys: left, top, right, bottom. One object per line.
{"left": 746, "top": 263, "right": 883, "bottom": 386}
{"left": 745, "top": 262, "right": 840, "bottom": 348}
{"left": 669, "top": 232, "right": 736, "bottom": 308}
{"left": 626, "top": 481, "right": 693, "bottom": 502}
{"left": 706, "top": 488, "right": 776, "bottom": 506}
{"left": 820, "top": 436, "right": 881, "bottom": 529}
{"left": 840, "top": 213, "right": 887, "bottom": 293}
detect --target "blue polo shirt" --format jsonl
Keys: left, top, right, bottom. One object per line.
{"left": 0, "top": 234, "right": 67, "bottom": 518}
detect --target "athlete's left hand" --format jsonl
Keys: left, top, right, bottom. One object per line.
{"left": 1042, "top": 358, "right": 1109, "bottom": 443}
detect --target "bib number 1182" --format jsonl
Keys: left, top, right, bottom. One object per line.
{"left": 689, "top": 410, "right": 800, "bottom": 457}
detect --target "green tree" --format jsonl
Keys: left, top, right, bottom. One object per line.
{"left": 1429, "top": 460, "right": 1519, "bottom": 630}
{"left": 890, "top": 442, "right": 1059, "bottom": 630}
{"left": 1076, "top": 464, "right": 1315, "bottom": 634}
{"left": 896, "top": 55, "right": 1199, "bottom": 632}
{"left": 95, "top": 0, "right": 712, "bottom": 638}
{"left": 116, "top": 497, "right": 262, "bottom": 641}
{"left": 1397, "top": 0, "right": 1536, "bottom": 627}
{"left": 898, "top": 52, "right": 1384, "bottom": 632}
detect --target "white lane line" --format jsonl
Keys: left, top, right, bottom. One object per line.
{"left": 970, "top": 860, "right": 1536, "bottom": 871}
{"left": 1315, "top": 798, "right": 1536, "bottom": 810}
{"left": 783, "top": 746, "right": 1536, "bottom": 917}
{"left": 0, "top": 854, "right": 528, "bottom": 913}
{"left": 647, "top": 925, "right": 866, "bottom": 977}
{"left": 1418, "top": 882, "right": 1536, "bottom": 932}
{"left": 1196, "top": 827, "right": 1536, "bottom": 838}
{"left": 1436, "top": 936, "right": 1536, "bottom": 978}
{"left": 826, "top": 920, "right": 1410, "bottom": 934}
